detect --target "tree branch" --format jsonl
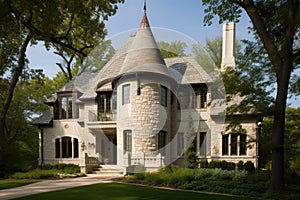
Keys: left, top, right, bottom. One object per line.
{"left": 241, "top": 0, "right": 283, "bottom": 75}
{"left": 56, "top": 63, "right": 68, "bottom": 79}
{"left": 0, "top": 32, "right": 33, "bottom": 144}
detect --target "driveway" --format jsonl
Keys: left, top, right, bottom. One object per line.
{"left": 0, "top": 174, "right": 119, "bottom": 200}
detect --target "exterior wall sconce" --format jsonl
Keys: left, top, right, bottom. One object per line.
{"left": 81, "top": 142, "right": 86, "bottom": 151}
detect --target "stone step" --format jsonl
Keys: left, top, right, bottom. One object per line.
{"left": 91, "top": 165, "right": 124, "bottom": 175}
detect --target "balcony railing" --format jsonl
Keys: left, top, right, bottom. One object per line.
{"left": 88, "top": 110, "right": 116, "bottom": 122}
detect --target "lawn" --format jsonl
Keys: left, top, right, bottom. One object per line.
{"left": 0, "top": 179, "right": 39, "bottom": 190}
{"left": 15, "top": 183, "right": 257, "bottom": 200}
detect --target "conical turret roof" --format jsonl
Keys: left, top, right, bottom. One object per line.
{"left": 96, "top": 2, "right": 171, "bottom": 88}
{"left": 119, "top": 2, "right": 167, "bottom": 75}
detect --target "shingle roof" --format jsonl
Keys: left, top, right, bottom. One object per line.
{"left": 31, "top": 110, "right": 53, "bottom": 126}
{"left": 165, "top": 57, "right": 213, "bottom": 84}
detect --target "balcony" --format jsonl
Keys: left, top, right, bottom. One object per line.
{"left": 88, "top": 110, "right": 116, "bottom": 122}
{"left": 87, "top": 110, "right": 116, "bottom": 130}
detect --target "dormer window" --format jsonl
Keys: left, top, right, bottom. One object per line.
{"left": 53, "top": 93, "right": 74, "bottom": 120}
{"left": 61, "top": 96, "right": 73, "bottom": 119}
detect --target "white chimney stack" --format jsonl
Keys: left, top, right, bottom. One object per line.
{"left": 221, "top": 22, "right": 236, "bottom": 72}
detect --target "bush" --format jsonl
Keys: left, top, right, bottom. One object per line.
{"left": 42, "top": 164, "right": 80, "bottom": 173}
{"left": 10, "top": 164, "right": 81, "bottom": 179}
{"left": 244, "top": 161, "right": 255, "bottom": 173}
{"left": 199, "top": 159, "right": 208, "bottom": 168}
{"left": 208, "top": 161, "right": 221, "bottom": 169}
{"left": 10, "top": 169, "right": 60, "bottom": 179}
{"left": 237, "top": 161, "right": 244, "bottom": 170}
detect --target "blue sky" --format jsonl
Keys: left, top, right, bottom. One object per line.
{"left": 27, "top": 0, "right": 252, "bottom": 77}
{"left": 26, "top": 0, "right": 299, "bottom": 107}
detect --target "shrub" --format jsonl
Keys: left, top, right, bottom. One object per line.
{"left": 199, "top": 159, "right": 208, "bottom": 169}
{"left": 208, "top": 160, "right": 221, "bottom": 169}
{"left": 226, "top": 162, "right": 236, "bottom": 171}
{"left": 244, "top": 161, "right": 255, "bottom": 173}
{"left": 10, "top": 169, "right": 60, "bottom": 179}
{"left": 237, "top": 161, "right": 244, "bottom": 170}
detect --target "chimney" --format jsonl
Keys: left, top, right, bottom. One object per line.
{"left": 221, "top": 22, "right": 235, "bottom": 72}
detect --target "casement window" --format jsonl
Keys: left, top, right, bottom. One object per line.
{"left": 177, "top": 132, "right": 184, "bottom": 156}
{"left": 122, "top": 84, "right": 130, "bottom": 105}
{"left": 60, "top": 96, "right": 73, "bottom": 119}
{"left": 222, "top": 134, "right": 229, "bottom": 155}
{"left": 55, "top": 137, "right": 79, "bottom": 159}
{"left": 160, "top": 86, "right": 167, "bottom": 107}
{"left": 177, "top": 85, "right": 208, "bottom": 110}
{"left": 222, "top": 134, "right": 247, "bottom": 156}
{"left": 200, "top": 88, "right": 207, "bottom": 108}
{"left": 98, "top": 93, "right": 112, "bottom": 113}
{"left": 157, "top": 131, "right": 167, "bottom": 155}
{"left": 123, "top": 130, "right": 132, "bottom": 153}
{"left": 199, "top": 132, "right": 207, "bottom": 156}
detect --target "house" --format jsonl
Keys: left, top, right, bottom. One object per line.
{"left": 32, "top": 4, "right": 261, "bottom": 173}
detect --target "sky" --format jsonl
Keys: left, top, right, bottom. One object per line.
{"left": 26, "top": 0, "right": 299, "bottom": 107}
{"left": 27, "top": 0, "right": 252, "bottom": 77}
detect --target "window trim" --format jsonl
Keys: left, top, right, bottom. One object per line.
{"left": 160, "top": 86, "right": 168, "bottom": 107}
{"left": 123, "top": 130, "right": 132, "bottom": 153}
{"left": 55, "top": 136, "right": 79, "bottom": 159}
{"left": 222, "top": 133, "right": 247, "bottom": 156}
{"left": 122, "top": 84, "right": 130, "bottom": 105}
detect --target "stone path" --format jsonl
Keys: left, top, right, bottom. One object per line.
{"left": 0, "top": 174, "right": 120, "bottom": 200}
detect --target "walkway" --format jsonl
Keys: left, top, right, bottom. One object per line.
{"left": 0, "top": 174, "right": 120, "bottom": 200}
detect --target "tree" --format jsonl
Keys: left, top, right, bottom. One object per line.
{"left": 157, "top": 41, "right": 187, "bottom": 58}
{"left": 202, "top": 0, "right": 300, "bottom": 191}
{"left": 0, "top": 0, "right": 124, "bottom": 175}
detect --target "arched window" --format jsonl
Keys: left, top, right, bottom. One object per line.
{"left": 55, "top": 137, "right": 79, "bottom": 159}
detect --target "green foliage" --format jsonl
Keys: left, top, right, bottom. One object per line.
{"left": 244, "top": 161, "right": 255, "bottom": 173}
{"left": 199, "top": 159, "right": 208, "bottom": 169}
{"left": 42, "top": 164, "right": 80, "bottom": 173}
{"left": 208, "top": 161, "right": 221, "bottom": 169}
{"left": 157, "top": 41, "right": 187, "bottom": 58}
{"left": 10, "top": 164, "right": 81, "bottom": 179}
{"left": 0, "top": 0, "right": 124, "bottom": 177}
{"left": 237, "top": 161, "right": 244, "bottom": 170}
{"left": 260, "top": 108, "right": 300, "bottom": 175}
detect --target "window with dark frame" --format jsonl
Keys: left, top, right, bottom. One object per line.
{"left": 60, "top": 96, "right": 73, "bottom": 119}
{"left": 55, "top": 137, "right": 79, "bottom": 159}
{"left": 157, "top": 131, "right": 166, "bottom": 155}
{"left": 122, "top": 84, "right": 130, "bottom": 105}
{"left": 199, "top": 132, "right": 207, "bottom": 156}
{"left": 177, "top": 132, "right": 184, "bottom": 156}
{"left": 239, "top": 134, "right": 247, "bottom": 155}
{"left": 160, "top": 86, "right": 167, "bottom": 107}
{"left": 123, "top": 130, "right": 132, "bottom": 152}
{"left": 231, "top": 134, "right": 238, "bottom": 155}
{"left": 222, "top": 134, "right": 248, "bottom": 156}
{"left": 222, "top": 134, "right": 229, "bottom": 155}
{"left": 200, "top": 88, "right": 207, "bottom": 108}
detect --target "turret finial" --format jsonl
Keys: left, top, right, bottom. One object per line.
{"left": 139, "top": 0, "right": 150, "bottom": 29}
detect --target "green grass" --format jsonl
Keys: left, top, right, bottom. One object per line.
{"left": 15, "top": 183, "right": 256, "bottom": 200}
{"left": 0, "top": 179, "right": 39, "bottom": 190}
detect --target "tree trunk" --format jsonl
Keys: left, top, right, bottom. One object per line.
{"left": 271, "top": 56, "right": 292, "bottom": 191}
{"left": 0, "top": 32, "right": 33, "bottom": 173}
